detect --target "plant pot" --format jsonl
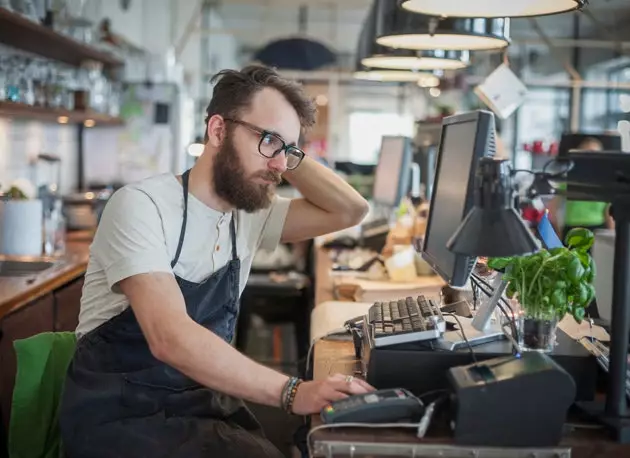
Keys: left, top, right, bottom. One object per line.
{"left": 518, "top": 315, "right": 559, "bottom": 353}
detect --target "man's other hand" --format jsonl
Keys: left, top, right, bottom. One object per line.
{"left": 291, "top": 374, "right": 375, "bottom": 415}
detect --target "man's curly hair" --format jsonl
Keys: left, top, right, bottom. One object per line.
{"left": 204, "top": 65, "right": 316, "bottom": 143}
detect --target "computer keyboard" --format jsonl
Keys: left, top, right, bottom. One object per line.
{"left": 368, "top": 296, "right": 446, "bottom": 347}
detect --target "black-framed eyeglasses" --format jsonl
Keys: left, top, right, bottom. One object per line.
{"left": 224, "top": 118, "right": 305, "bottom": 170}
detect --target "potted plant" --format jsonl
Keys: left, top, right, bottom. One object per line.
{"left": 0, "top": 182, "right": 43, "bottom": 256}
{"left": 487, "top": 228, "right": 596, "bottom": 352}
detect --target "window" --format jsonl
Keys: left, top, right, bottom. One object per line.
{"left": 348, "top": 111, "right": 415, "bottom": 164}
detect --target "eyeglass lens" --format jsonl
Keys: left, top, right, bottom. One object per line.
{"left": 259, "top": 133, "right": 302, "bottom": 169}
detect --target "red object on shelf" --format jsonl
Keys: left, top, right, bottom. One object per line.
{"left": 532, "top": 140, "right": 545, "bottom": 155}
{"left": 522, "top": 206, "right": 544, "bottom": 224}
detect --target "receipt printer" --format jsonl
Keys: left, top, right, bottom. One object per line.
{"left": 448, "top": 352, "right": 576, "bottom": 447}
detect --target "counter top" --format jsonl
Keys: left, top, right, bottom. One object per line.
{"left": 0, "top": 231, "right": 93, "bottom": 320}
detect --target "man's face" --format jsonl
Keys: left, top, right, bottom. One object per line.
{"left": 213, "top": 88, "right": 301, "bottom": 213}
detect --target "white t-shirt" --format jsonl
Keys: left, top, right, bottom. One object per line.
{"left": 76, "top": 173, "right": 291, "bottom": 338}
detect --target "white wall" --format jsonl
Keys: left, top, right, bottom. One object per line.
{"left": 0, "top": 119, "right": 79, "bottom": 194}
{"left": 0, "top": 2, "right": 240, "bottom": 193}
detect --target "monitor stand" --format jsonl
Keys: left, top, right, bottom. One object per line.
{"left": 434, "top": 316, "right": 505, "bottom": 351}
{"left": 435, "top": 275, "right": 508, "bottom": 351}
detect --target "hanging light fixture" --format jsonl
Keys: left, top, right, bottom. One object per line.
{"left": 401, "top": 0, "right": 586, "bottom": 18}
{"left": 354, "top": 69, "right": 440, "bottom": 86}
{"left": 375, "top": 0, "right": 510, "bottom": 51}
{"left": 353, "top": 4, "right": 441, "bottom": 86}
{"left": 360, "top": 0, "right": 470, "bottom": 71}
{"left": 362, "top": 48, "right": 470, "bottom": 71}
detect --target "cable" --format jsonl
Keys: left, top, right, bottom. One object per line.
{"left": 543, "top": 157, "right": 574, "bottom": 177}
{"left": 470, "top": 274, "right": 520, "bottom": 342}
{"left": 443, "top": 312, "right": 477, "bottom": 363}
{"left": 306, "top": 389, "right": 451, "bottom": 458}
{"left": 305, "top": 328, "right": 350, "bottom": 379}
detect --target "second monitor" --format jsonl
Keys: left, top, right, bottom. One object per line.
{"left": 371, "top": 136, "right": 413, "bottom": 210}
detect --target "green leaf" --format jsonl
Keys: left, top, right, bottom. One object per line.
{"left": 567, "top": 255, "right": 585, "bottom": 284}
{"left": 573, "top": 307, "right": 586, "bottom": 323}
{"left": 576, "top": 283, "right": 589, "bottom": 307}
{"left": 488, "top": 257, "right": 513, "bottom": 270}
{"left": 565, "top": 228, "right": 595, "bottom": 252}
{"left": 576, "top": 251, "right": 590, "bottom": 268}
{"left": 585, "top": 284, "right": 596, "bottom": 306}
{"left": 550, "top": 247, "right": 569, "bottom": 256}
{"left": 506, "top": 282, "right": 516, "bottom": 298}
{"left": 586, "top": 257, "right": 596, "bottom": 283}
{"left": 551, "top": 289, "right": 566, "bottom": 308}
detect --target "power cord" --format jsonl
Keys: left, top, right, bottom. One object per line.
{"left": 442, "top": 312, "right": 477, "bottom": 363}
{"left": 470, "top": 273, "right": 520, "bottom": 343}
{"left": 306, "top": 390, "right": 450, "bottom": 458}
{"left": 305, "top": 328, "right": 350, "bottom": 379}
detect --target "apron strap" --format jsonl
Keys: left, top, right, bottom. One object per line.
{"left": 171, "top": 169, "right": 191, "bottom": 268}
{"left": 229, "top": 212, "right": 238, "bottom": 261}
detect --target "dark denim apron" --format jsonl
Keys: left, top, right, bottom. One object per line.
{"left": 60, "top": 170, "right": 283, "bottom": 458}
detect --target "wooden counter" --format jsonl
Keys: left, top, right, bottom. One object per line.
{"left": 0, "top": 233, "right": 91, "bottom": 321}
{"left": 309, "top": 245, "right": 630, "bottom": 457}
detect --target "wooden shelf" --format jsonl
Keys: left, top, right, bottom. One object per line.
{"left": 0, "top": 9, "right": 123, "bottom": 69}
{"left": 0, "top": 102, "right": 123, "bottom": 126}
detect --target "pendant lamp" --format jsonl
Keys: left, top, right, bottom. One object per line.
{"left": 362, "top": 48, "right": 469, "bottom": 71}
{"left": 353, "top": 69, "right": 440, "bottom": 86}
{"left": 354, "top": 5, "right": 441, "bottom": 86}
{"left": 360, "top": 0, "right": 469, "bottom": 71}
{"left": 401, "top": 0, "right": 587, "bottom": 19}
{"left": 375, "top": 0, "right": 510, "bottom": 51}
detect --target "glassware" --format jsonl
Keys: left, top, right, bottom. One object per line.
{"left": 43, "top": 200, "right": 66, "bottom": 256}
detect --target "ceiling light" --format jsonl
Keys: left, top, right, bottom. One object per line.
{"left": 401, "top": 0, "right": 586, "bottom": 18}
{"left": 375, "top": 0, "right": 510, "bottom": 51}
{"left": 429, "top": 87, "right": 442, "bottom": 96}
{"left": 359, "top": 1, "right": 470, "bottom": 71}
{"left": 362, "top": 49, "right": 470, "bottom": 71}
{"left": 354, "top": 2, "right": 442, "bottom": 85}
{"left": 354, "top": 69, "right": 439, "bottom": 84}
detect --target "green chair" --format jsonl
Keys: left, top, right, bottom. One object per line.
{"left": 8, "top": 332, "right": 76, "bottom": 458}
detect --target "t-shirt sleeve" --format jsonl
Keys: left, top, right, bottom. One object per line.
{"left": 91, "top": 187, "right": 173, "bottom": 292}
{"left": 247, "top": 195, "right": 291, "bottom": 252}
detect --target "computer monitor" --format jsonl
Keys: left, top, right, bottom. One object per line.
{"left": 371, "top": 136, "right": 413, "bottom": 208}
{"left": 558, "top": 132, "right": 621, "bottom": 158}
{"left": 421, "top": 110, "right": 497, "bottom": 287}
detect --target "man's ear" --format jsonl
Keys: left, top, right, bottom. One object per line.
{"left": 206, "top": 114, "right": 226, "bottom": 148}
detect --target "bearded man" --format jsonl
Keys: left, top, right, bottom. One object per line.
{"left": 60, "top": 65, "right": 372, "bottom": 458}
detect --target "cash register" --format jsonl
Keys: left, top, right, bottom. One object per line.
{"left": 347, "top": 110, "right": 597, "bottom": 403}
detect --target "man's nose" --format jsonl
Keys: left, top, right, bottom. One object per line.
{"left": 268, "top": 152, "right": 287, "bottom": 173}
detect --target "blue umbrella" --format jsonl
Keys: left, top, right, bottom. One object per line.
{"left": 253, "top": 37, "right": 337, "bottom": 71}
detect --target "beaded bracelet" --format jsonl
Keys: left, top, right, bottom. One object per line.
{"left": 281, "top": 376, "right": 303, "bottom": 414}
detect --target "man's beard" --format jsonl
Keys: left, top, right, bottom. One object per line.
{"left": 213, "top": 133, "right": 282, "bottom": 213}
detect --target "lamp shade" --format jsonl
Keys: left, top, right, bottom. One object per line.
{"left": 354, "top": 4, "right": 440, "bottom": 85}
{"left": 360, "top": 1, "right": 469, "bottom": 71}
{"left": 375, "top": 0, "right": 510, "bottom": 51}
{"left": 253, "top": 37, "right": 336, "bottom": 71}
{"left": 362, "top": 49, "right": 470, "bottom": 71}
{"left": 447, "top": 157, "right": 540, "bottom": 257}
{"left": 401, "top": 0, "right": 587, "bottom": 19}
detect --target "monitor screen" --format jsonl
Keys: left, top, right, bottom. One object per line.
{"left": 421, "top": 110, "right": 496, "bottom": 287}
{"left": 372, "top": 136, "right": 412, "bottom": 208}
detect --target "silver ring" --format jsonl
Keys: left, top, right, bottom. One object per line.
{"left": 345, "top": 375, "right": 354, "bottom": 384}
